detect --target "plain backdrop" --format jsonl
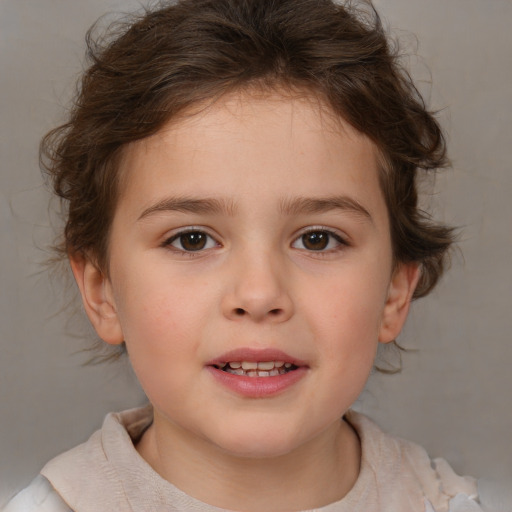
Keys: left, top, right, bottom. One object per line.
{"left": 1, "top": 0, "right": 511, "bottom": 504}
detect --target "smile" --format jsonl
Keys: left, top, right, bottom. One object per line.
{"left": 215, "top": 361, "right": 296, "bottom": 377}
{"left": 207, "top": 349, "right": 307, "bottom": 397}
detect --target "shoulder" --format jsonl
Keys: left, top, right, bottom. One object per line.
{"left": 2, "top": 475, "right": 71, "bottom": 512}
{"left": 345, "top": 410, "right": 483, "bottom": 512}
{"left": 39, "top": 405, "right": 152, "bottom": 511}
{"left": 5, "top": 405, "right": 153, "bottom": 512}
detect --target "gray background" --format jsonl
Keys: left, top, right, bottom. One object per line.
{"left": 1, "top": 0, "right": 511, "bottom": 504}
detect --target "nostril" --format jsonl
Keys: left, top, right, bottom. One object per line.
{"left": 230, "top": 307, "right": 286, "bottom": 319}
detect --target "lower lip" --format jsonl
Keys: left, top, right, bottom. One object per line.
{"left": 206, "top": 366, "right": 308, "bottom": 398}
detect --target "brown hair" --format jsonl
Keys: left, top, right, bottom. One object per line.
{"left": 42, "top": 0, "right": 453, "bottom": 299}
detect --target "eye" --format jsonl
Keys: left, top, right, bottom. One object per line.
{"left": 292, "top": 229, "right": 347, "bottom": 252}
{"left": 164, "top": 229, "right": 219, "bottom": 252}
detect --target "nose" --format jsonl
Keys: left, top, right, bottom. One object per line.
{"left": 222, "top": 251, "right": 294, "bottom": 323}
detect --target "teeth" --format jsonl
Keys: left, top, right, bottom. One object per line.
{"left": 257, "top": 361, "right": 275, "bottom": 370}
{"left": 241, "top": 361, "right": 258, "bottom": 370}
{"left": 236, "top": 361, "right": 292, "bottom": 370}
{"left": 222, "top": 360, "right": 296, "bottom": 377}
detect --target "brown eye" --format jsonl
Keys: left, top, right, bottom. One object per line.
{"left": 302, "top": 232, "right": 329, "bottom": 251}
{"left": 180, "top": 232, "right": 207, "bottom": 251}
{"left": 167, "top": 230, "right": 217, "bottom": 252}
{"left": 292, "top": 229, "right": 346, "bottom": 252}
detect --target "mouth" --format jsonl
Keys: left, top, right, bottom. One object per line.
{"left": 206, "top": 348, "right": 307, "bottom": 396}
{"left": 213, "top": 360, "right": 297, "bottom": 377}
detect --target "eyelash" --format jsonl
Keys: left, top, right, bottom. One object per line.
{"left": 291, "top": 227, "right": 349, "bottom": 254}
{"left": 162, "top": 228, "right": 220, "bottom": 254}
{"left": 161, "top": 227, "right": 349, "bottom": 255}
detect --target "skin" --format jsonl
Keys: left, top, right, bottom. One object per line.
{"left": 71, "top": 90, "right": 419, "bottom": 511}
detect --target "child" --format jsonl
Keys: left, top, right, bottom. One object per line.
{"left": 3, "top": 0, "right": 486, "bottom": 510}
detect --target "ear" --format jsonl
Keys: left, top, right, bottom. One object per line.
{"left": 69, "top": 253, "right": 124, "bottom": 345}
{"left": 378, "top": 263, "right": 421, "bottom": 344}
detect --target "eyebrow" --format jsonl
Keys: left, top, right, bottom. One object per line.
{"left": 279, "top": 196, "right": 373, "bottom": 222}
{"left": 137, "top": 195, "right": 372, "bottom": 222}
{"left": 138, "top": 197, "right": 237, "bottom": 220}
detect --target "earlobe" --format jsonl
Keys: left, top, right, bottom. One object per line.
{"left": 378, "top": 263, "right": 421, "bottom": 344}
{"left": 69, "top": 253, "right": 124, "bottom": 345}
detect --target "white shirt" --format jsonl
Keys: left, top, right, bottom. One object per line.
{"left": 3, "top": 405, "right": 485, "bottom": 512}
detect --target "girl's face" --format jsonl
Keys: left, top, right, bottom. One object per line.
{"left": 75, "top": 91, "right": 417, "bottom": 459}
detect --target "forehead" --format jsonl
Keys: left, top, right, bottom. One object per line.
{"left": 116, "top": 90, "right": 383, "bottom": 216}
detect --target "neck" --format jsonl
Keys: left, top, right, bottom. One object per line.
{"left": 136, "top": 411, "right": 361, "bottom": 511}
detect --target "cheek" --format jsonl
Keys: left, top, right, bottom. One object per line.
{"left": 111, "top": 268, "right": 216, "bottom": 367}
{"left": 114, "top": 260, "right": 211, "bottom": 326}
{"left": 114, "top": 283, "right": 206, "bottom": 408}
{"left": 302, "top": 269, "right": 389, "bottom": 339}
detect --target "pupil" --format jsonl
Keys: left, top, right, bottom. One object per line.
{"left": 303, "top": 232, "right": 328, "bottom": 250}
{"left": 181, "top": 232, "right": 206, "bottom": 251}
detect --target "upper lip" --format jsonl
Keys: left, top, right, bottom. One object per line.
{"left": 206, "top": 347, "right": 307, "bottom": 367}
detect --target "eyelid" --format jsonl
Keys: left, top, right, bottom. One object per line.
{"left": 291, "top": 226, "right": 350, "bottom": 251}
{"left": 161, "top": 226, "right": 221, "bottom": 252}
